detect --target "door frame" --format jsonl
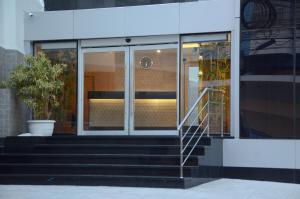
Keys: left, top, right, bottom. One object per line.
{"left": 77, "top": 37, "right": 180, "bottom": 136}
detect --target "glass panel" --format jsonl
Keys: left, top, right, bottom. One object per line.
{"left": 240, "top": 0, "right": 294, "bottom": 31}
{"left": 296, "top": 28, "right": 300, "bottom": 139}
{"left": 240, "top": 28, "right": 294, "bottom": 138}
{"left": 44, "top": 0, "right": 197, "bottom": 11}
{"left": 181, "top": 39, "right": 231, "bottom": 134}
{"left": 34, "top": 43, "right": 77, "bottom": 135}
{"left": 133, "top": 48, "right": 177, "bottom": 130}
{"left": 83, "top": 51, "right": 125, "bottom": 130}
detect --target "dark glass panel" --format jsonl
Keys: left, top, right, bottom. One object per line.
{"left": 296, "top": 0, "right": 300, "bottom": 27}
{"left": 296, "top": 28, "right": 300, "bottom": 138}
{"left": 44, "top": 0, "right": 196, "bottom": 11}
{"left": 44, "top": 0, "right": 77, "bottom": 11}
{"left": 240, "top": 28, "right": 294, "bottom": 138}
{"left": 241, "top": 28, "right": 294, "bottom": 75}
{"left": 34, "top": 43, "right": 78, "bottom": 135}
{"left": 296, "top": 83, "right": 300, "bottom": 139}
{"left": 240, "top": 81, "right": 293, "bottom": 138}
{"left": 296, "top": 28, "right": 300, "bottom": 76}
{"left": 241, "top": 0, "right": 295, "bottom": 31}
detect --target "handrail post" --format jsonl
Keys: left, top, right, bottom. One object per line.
{"left": 177, "top": 88, "right": 226, "bottom": 179}
{"left": 221, "top": 93, "right": 224, "bottom": 137}
{"left": 207, "top": 90, "right": 210, "bottom": 137}
{"left": 179, "top": 128, "right": 183, "bottom": 178}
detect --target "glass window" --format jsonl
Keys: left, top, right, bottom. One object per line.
{"left": 296, "top": 28, "right": 300, "bottom": 139}
{"left": 34, "top": 42, "right": 78, "bottom": 134}
{"left": 240, "top": 0, "right": 299, "bottom": 139}
{"left": 241, "top": 0, "right": 294, "bottom": 31}
{"left": 44, "top": 0, "right": 197, "bottom": 11}
{"left": 240, "top": 27, "right": 294, "bottom": 138}
{"left": 181, "top": 36, "right": 231, "bottom": 134}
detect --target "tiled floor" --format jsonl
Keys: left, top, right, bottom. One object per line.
{"left": 0, "top": 179, "right": 299, "bottom": 199}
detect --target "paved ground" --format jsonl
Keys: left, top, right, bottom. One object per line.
{"left": 0, "top": 179, "right": 299, "bottom": 199}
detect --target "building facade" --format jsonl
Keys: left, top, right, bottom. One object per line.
{"left": 0, "top": 0, "right": 299, "bottom": 186}
{"left": 0, "top": 0, "right": 44, "bottom": 137}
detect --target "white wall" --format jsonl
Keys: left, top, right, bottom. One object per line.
{"left": 179, "top": 0, "right": 235, "bottom": 34}
{"left": 25, "top": 0, "right": 236, "bottom": 41}
{"left": 223, "top": 139, "right": 300, "bottom": 169}
{"left": 0, "top": 0, "right": 43, "bottom": 53}
{"left": 0, "top": 1, "right": 4, "bottom": 48}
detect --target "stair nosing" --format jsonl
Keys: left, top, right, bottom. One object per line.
{"left": 0, "top": 163, "right": 199, "bottom": 168}
{"left": 0, "top": 153, "right": 199, "bottom": 158}
{"left": 0, "top": 173, "right": 187, "bottom": 180}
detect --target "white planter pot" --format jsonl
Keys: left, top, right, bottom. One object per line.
{"left": 27, "top": 120, "right": 55, "bottom": 136}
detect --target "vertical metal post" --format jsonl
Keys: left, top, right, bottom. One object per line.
{"left": 221, "top": 93, "right": 224, "bottom": 137}
{"left": 207, "top": 91, "right": 210, "bottom": 137}
{"left": 179, "top": 128, "right": 183, "bottom": 178}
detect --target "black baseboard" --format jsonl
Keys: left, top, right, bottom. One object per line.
{"left": 223, "top": 167, "right": 300, "bottom": 184}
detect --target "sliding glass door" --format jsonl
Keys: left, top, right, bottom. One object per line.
{"left": 79, "top": 45, "right": 178, "bottom": 135}
{"left": 130, "top": 45, "right": 178, "bottom": 135}
{"left": 81, "top": 47, "right": 129, "bottom": 135}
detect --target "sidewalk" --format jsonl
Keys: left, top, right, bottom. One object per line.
{"left": 0, "top": 178, "right": 299, "bottom": 199}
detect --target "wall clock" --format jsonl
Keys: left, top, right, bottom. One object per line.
{"left": 140, "top": 56, "right": 153, "bottom": 69}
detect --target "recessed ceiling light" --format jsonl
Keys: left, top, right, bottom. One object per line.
{"left": 156, "top": 49, "right": 161, "bottom": 53}
{"left": 182, "top": 43, "right": 200, "bottom": 48}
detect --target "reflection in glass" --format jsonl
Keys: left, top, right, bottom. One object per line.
{"left": 181, "top": 39, "right": 231, "bottom": 134}
{"left": 44, "top": 0, "right": 197, "bottom": 11}
{"left": 240, "top": 0, "right": 294, "bottom": 31}
{"left": 240, "top": 28, "right": 294, "bottom": 138}
{"left": 83, "top": 51, "right": 125, "bottom": 130}
{"left": 296, "top": 28, "right": 300, "bottom": 139}
{"left": 34, "top": 43, "right": 78, "bottom": 134}
{"left": 133, "top": 48, "right": 177, "bottom": 130}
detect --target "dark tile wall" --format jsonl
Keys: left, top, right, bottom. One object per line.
{"left": 44, "top": 0, "right": 196, "bottom": 11}
{"left": 240, "top": 0, "right": 298, "bottom": 139}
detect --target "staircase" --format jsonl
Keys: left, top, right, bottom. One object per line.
{"left": 0, "top": 135, "right": 217, "bottom": 188}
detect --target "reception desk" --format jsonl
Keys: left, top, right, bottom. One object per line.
{"left": 87, "top": 91, "right": 177, "bottom": 130}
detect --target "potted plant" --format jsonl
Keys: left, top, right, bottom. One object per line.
{"left": 0, "top": 52, "right": 66, "bottom": 136}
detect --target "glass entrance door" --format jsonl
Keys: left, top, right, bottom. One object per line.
{"left": 80, "top": 44, "right": 178, "bottom": 135}
{"left": 81, "top": 47, "right": 129, "bottom": 135}
{"left": 130, "top": 45, "right": 178, "bottom": 135}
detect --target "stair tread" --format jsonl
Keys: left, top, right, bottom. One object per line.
{"left": 0, "top": 173, "right": 186, "bottom": 179}
{"left": 0, "top": 153, "right": 199, "bottom": 158}
{"left": 33, "top": 144, "right": 205, "bottom": 147}
{"left": 0, "top": 163, "right": 198, "bottom": 168}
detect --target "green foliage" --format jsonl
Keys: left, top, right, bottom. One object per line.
{"left": 2, "top": 52, "right": 66, "bottom": 120}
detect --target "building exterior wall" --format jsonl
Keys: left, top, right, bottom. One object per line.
{"left": 11, "top": 0, "right": 300, "bottom": 180}
{"left": 24, "top": 0, "right": 236, "bottom": 41}
{"left": 223, "top": 1, "right": 300, "bottom": 182}
{"left": 0, "top": 0, "right": 44, "bottom": 137}
{"left": 223, "top": 139, "right": 300, "bottom": 170}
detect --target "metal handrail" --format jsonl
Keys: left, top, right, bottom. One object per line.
{"left": 178, "top": 88, "right": 225, "bottom": 178}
